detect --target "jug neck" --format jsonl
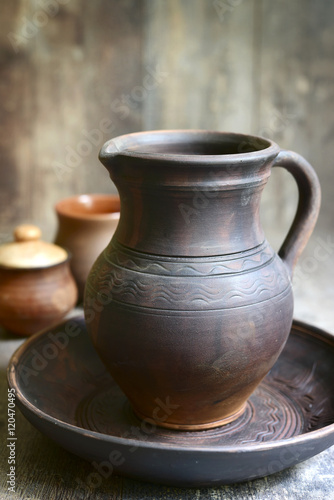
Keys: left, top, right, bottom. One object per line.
{"left": 99, "top": 131, "right": 280, "bottom": 257}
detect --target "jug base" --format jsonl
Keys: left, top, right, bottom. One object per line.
{"left": 133, "top": 402, "right": 247, "bottom": 431}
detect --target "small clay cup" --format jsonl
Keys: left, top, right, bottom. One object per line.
{"left": 54, "top": 194, "right": 120, "bottom": 301}
{"left": 0, "top": 225, "right": 78, "bottom": 336}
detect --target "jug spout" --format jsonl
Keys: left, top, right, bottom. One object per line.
{"left": 99, "top": 139, "right": 121, "bottom": 166}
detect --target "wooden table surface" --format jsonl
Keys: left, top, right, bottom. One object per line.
{"left": 1, "top": 305, "right": 334, "bottom": 500}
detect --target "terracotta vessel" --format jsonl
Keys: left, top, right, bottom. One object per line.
{"left": 54, "top": 194, "right": 120, "bottom": 301}
{"left": 0, "top": 225, "right": 77, "bottom": 336}
{"left": 84, "top": 130, "right": 321, "bottom": 430}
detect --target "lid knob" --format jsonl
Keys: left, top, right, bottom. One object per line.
{"left": 14, "top": 225, "right": 42, "bottom": 242}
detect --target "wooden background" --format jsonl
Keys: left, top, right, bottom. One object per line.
{"left": 1, "top": 0, "right": 334, "bottom": 330}
{"left": 1, "top": 2, "right": 334, "bottom": 498}
{"left": 1, "top": 0, "right": 333, "bottom": 237}
{"left": 1, "top": 0, "right": 334, "bottom": 324}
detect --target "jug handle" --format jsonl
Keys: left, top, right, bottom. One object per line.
{"left": 273, "top": 150, "right": 321, "bottom": 278}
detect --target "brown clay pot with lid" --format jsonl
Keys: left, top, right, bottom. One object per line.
{"left": 0, "top": 225, "right": 78, "bottom": 336}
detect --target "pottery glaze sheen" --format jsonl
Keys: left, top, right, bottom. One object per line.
{"left": 84, "top": 131, "right": 321, "bottom": 430}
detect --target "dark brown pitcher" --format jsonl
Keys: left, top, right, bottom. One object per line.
{"left": 84, "top": 130, "right": 321, "bottom": 430}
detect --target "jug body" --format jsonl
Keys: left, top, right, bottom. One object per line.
{"left": 85, "top": 130, "right": 320, "bottom": 430}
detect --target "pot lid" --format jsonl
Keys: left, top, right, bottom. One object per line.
{"left": 0, "top": 225, "right": 68, "bottom": 269}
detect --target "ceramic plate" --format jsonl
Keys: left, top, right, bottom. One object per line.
{"left": 7, "top": 316, "right": 334, "bottom": 486}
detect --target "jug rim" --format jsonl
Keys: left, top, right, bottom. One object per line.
{"left": 100, "top": 130, "right": 280, "bottom": 164}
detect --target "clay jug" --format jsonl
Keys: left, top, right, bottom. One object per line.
{"left": 84, "top": 130, "right": 321, "bottom": 430}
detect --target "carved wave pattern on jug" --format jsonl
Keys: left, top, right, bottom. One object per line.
{"left": 105, "top": 243, "right": 275, "bottom": 277}
{"left": 90, "top": 258, "right": 290, "bottom": 310}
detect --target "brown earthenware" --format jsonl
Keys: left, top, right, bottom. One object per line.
{"left": 0, "top": 225, "right": 77, "bottom": 336}
{"left": 7, "top": 315, "right": 334, "bottom": 486}
{"left": 54, "top": 194, "right": 120, "bottom": 301}
{"left": 84, "top": 130, "right": 321, "bottom": 430}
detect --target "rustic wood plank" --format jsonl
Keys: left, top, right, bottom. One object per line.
{"left": 258, "top": 0, "right": 312, "bottom": 251}
{"left": 0, "top": 0, "right": 145, "bottom": 242}
{"left": 0, "top": 1, "right": 37, "bottom": 243}
{"left": 143, "top": 0, "right": 255, "bottom": 132}
{"left": 258, "top": 0, "right": 334, "bottom": 247}
{"left": 32, "top": 0, "right": 145, "bottom": 241}
{"left": 257, "top": 0, "right": 334, "bottom": 329}
{"left": 30, "top": 0, "right": 88, "bottom": 241}
{"left": 80, "top": 0, "right": 145, "bottom": 193}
